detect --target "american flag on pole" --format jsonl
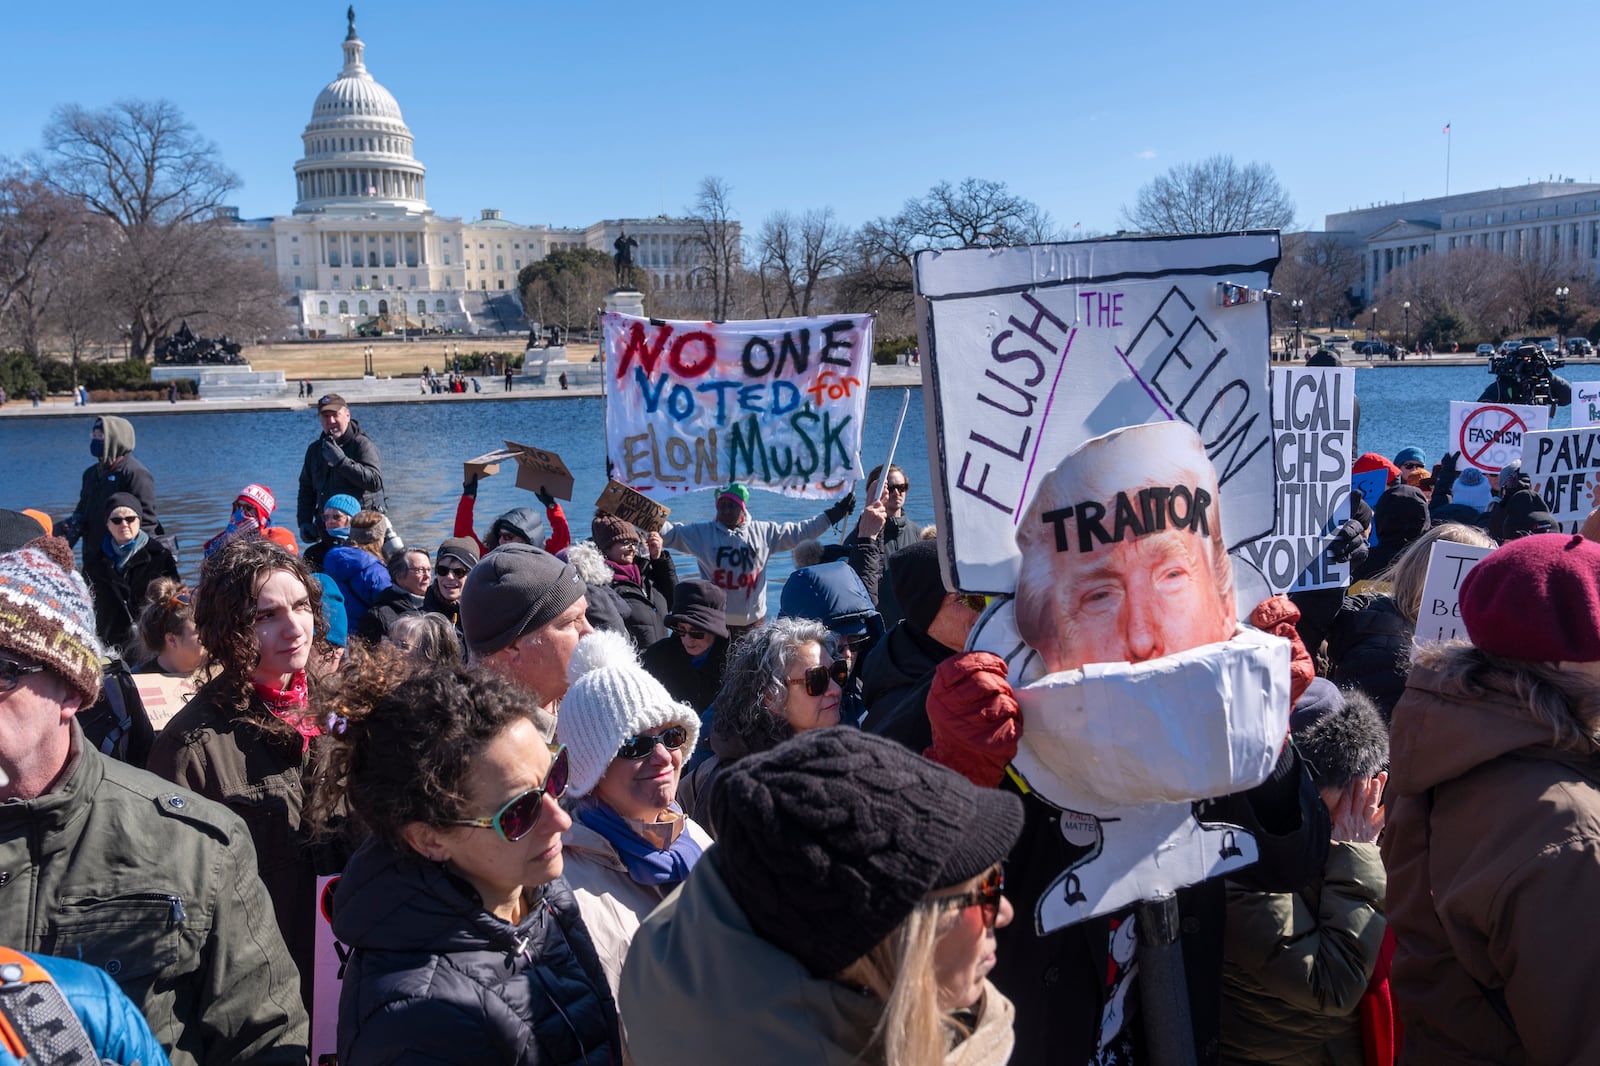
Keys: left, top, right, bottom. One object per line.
{"left": 1442, "top": 122, "right": 1451, "bottom": 134}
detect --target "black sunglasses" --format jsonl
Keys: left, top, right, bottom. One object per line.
{"left": 108, "top": 514, "right": 140, "bottom": 526}
{"left": 616, "top": 725, "right": 690, "bottom": 761}
{"left": 435, "top": 565, "right": 470, "bottom": 579}
{"left": 783, "top": 658, "right": 851, "bottom": 697}
{"left": 935, "top": 865, "right": 1006, "bottom": 929}
{"left": 445, "top": 746, "right": 569, "bottom": 842}
{"left": 672, "top": 625, "right": 708, "bottom": 641}
{"left": 0, "top": 654, "right": 47, "bottom": 693}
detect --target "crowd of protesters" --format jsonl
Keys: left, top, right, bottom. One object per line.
{"left": 5, "top": 388, "right": 1600, "bottom": 1066}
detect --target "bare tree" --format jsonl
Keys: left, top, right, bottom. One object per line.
{"left": 682, "top": 177, "right": 742, "bottom": 321}
{"left": 1274, "top": 232, "right": 1365, "bottom": 330}
{"left": 0, "top": 165, "right": 83, "bottom": 335}
{"left": 1123, "top": 155, "right": 1295, "bottom": 235}
{"left": 756, "top": 208, "right": 850, "bottom": 317}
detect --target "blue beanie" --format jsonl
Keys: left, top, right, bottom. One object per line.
{"left": 312, "top": 573, "right": 347, "bottom": 647}
{"left": 324, "top": 494, "right": 361, "bottom": 517}
{"left": 1394, "top": 446, "right": 1426, "bottom": 468}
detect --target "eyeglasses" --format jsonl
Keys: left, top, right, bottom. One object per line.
{"left": 616, "top": 725, "right": 689, "bottom": 760}
{"left": 108, "top": 514, "right": 140, "bottom": 526}
{"left": 933, "top": 866, "right": 1006, "bottom": 930}
{"left": 435, "top": 565, "right": 470, "bottom": 579}
{"left": 673, "top": 625, "right": 709, "bottom": 641}
{"left": 884, "top": 482, "right": 909, "bottom": 493}
{"left": 784, "top": 658, "right": 851, "bottom": 697}
{"left": 445, "top": 746, "right": 569, "bottom": 842}
{"left": 0, "top": 654, "right": 47, "bottom": 693}
{"left": 404, "top": 565, "right": 433, "bottom": 576}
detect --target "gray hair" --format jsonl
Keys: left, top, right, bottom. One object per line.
{"left": 712, "top": 617, "right": 836, "bottom": 752}
{"left": 387, "top": 612, "right": 463, "bottom": 668}
{"left": 387, "top": 548, "right": 431, "bottom": 583}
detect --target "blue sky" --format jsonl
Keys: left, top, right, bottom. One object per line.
{"left": 4, "top": 1, "right": 1597, "bottom": 236}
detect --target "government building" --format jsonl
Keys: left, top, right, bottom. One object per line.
{"left": 1323, "top": 180, "right": 1600, "bottom": 300}
{"left": 227, "top": 9, "right": 728, "bottom": 337}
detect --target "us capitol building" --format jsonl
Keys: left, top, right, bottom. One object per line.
{"left": 225, "top": 8, "right": 724, "bottom": 337}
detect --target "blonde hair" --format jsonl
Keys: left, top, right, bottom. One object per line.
{"left": 1414, "top": 641, "right": 1600, "bottom": 750}
{"left": 834, "top": 904, "right": 971, "bottom": 1065}
{"left": 1382, "top": 523, "right": 1497, "bottom": 624}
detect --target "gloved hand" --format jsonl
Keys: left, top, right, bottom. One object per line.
{"left": 824, "top": 491, "right": 857, "bottom": 525}
{"left": 320, "top": 437, "right": 345, "bottom": 467}
{"left": 925, "top": 651, "right": 1021, "bottom": 788}
{"left": 1434, "top": 450, "right": 1460, "bottom": 496}
{"left": 462, "top": 477, "right": 478, "bottom": 499}
{"left": 299, "top": 522, "right": 319, "bottom": 545}
{"left": 1325, "top": 517, "right": 1368, "bottom": 564}
{"left": 57, "top": 516, "right": 81, "bottom": 546}
{"left": 535, "top": 487, "right": 556, "bottom": 509}
{"left": 1249, "top": 594, "right": 1314, "bottom": 706}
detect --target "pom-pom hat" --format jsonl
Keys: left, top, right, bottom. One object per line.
{"left": 559, "top": 629, "right": 700, "bottom": 797}
{"left": 0, "top": 537, "right": 104, "bottom": 705}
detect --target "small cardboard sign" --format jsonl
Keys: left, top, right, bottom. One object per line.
{"left": 504, "top": 441, "right": 574, "bottom": 501}
{"left": 596, "top": 479, "right": 670, "bottom": 532}
{"left": 132, "top": 673, "right": 198, "bottom": 732}
{"left": 463, "top": 447, "right": 518, "bottom": 484}
{"left": 1448, "top": 400, "right": 1549, "bottom": 473}
{"left": 1413, "top": 540, "right": 1494, "bottom": 653}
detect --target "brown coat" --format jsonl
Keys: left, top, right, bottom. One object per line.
{"left": 1382, "top": 658, "right": 1600, "bottom": 1065}
{"left": 146, "top": 676, "right": 326, "bottom": 1012}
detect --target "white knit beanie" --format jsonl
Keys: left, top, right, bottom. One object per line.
{"left": 560, "top": 629, "right": 701, "bottom": 797}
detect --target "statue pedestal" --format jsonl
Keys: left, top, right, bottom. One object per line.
{"left": 604, "top": 288, "right": 645, "bottom": 319}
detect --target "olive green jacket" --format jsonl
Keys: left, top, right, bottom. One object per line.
{"left": 0, "top": 726, "right": 310, "bottom": 1066}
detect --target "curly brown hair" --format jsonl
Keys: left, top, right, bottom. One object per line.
{"left": 194, "top": 538, "right": 325, "bottom": 730}
{"left": 308, "top": 644, "right": 552, "bottom": 853}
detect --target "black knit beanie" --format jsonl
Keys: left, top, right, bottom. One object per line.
{"left": 712, "top": 726, "right": 1024, "bottom": 978}
{"left": 888, "top": 540, "right": 947, "bottom": 635}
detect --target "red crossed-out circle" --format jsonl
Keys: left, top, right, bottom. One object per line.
{"left": 1459, "top": 405, "right": 1529, "bottom": 470}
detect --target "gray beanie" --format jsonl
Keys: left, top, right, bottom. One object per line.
{"left": 460, "top": 544, "right": 585, "bottom": 655}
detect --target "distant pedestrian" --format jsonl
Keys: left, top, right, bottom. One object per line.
{"left": 32, "top": 388, "right": 43, "bottom": 407}
{"left": 167, "top": 381, "right": 178, "bottom": 404}
{"left": 471, "top": 376, "right": 481, "bottom": 393}
{"left": 0, "top": 384, "right": 7, "bottom": 406}
{"left": 559, "top": 371, "right": 568, "bottom": 390}
{"left": 505, "top": 367, "right": 514, "bottom": 391}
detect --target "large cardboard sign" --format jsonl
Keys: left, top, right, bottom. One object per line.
{"left": 595, "top": 478, "right": 670, "bottom": 532}
{"left": 975, "top": 421, "right": 1292, "bottom": 931}
{"left": 1448, "top": 400, "right": 1548, "bottom": 473}
{"left": 601, "top": 312, "right": 872, "bottom": 499}
{"left": 914, "top": 233, "right": 1280, "bottom": 594}
{"left": 1525, "top": 426, "right": 1600, "bottom": 532}
{"left": 1243, "top": 367, "right": 1354, "bottom": 592}
{"left": 1413, "top": 540, "right": 1494, "bottom": 653}
{"left": 461, "top": 442, "right": 575, "bottom": 500}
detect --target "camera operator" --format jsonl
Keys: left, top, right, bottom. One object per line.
{"left": 1479, "top": 344, "right": 1572, "bottom": 410}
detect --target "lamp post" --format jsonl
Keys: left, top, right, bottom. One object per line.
{"left": 1403, "top": 300, "right": 1411, "bottom": 358}
{"left": 1369, "top": 305, "right": 1378, "bottom": 344}
{"left": 1291, "top": 298, "right": 1304, "bottom": 359}
{"left": 1556, "top": 285, "right": 1570, "bottom": 350}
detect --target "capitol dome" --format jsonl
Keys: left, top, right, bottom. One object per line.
{"left": 292, "top": 8, "right": 427, "bottom": 215}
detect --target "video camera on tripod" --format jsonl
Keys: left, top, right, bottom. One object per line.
{"left": 1488, "top": 344, "right": 1567, "bottom": 408}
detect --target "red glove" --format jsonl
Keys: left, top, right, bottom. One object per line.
{"left": 925, "top": 651, "right": 1021, "bottom": 788}
{"left": 1250, "top": 594, "right": 1314, "bottom": 707}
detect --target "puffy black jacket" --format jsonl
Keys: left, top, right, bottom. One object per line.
{"left": 331, "top": 836, "right": 620, "bottom": 1066}
{"left": 354, "top": 585, "right": 422, "bottom": 645}
{"left": 296, "top": 421, "right": 384, "bottom": 536}
{"left": 609, "top": 554, "right": 678, "bottom": 650}
{"left": 844, "top": 514, "right": 920, "bottom": 625}
{"left": 859, "top": 622, "right": 954, "bottom": 753}
{"left": 1351, "top": 486, "right": 1430, "bottom": 582}
{"left": 1325, "top": 592, "right": 1411, "bottom": 724}
{"left": 640, "top": 634, "right": 728, "bottom": 714}
{"left": 84, "top": 536, "right": 180, "bottom": 652}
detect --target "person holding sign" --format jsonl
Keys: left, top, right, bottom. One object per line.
{"left": 1385, "top": 533, "right": 1600, "bottom": 1065}
{"left": 659, "top": 482, "right": 856, "bottom": 634}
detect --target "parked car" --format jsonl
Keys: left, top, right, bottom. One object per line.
{"left": 1520, "top": 336, "right": 1560, "bottom": 355}
{"left": 1476, "top": 343, "right": 1497, "bottom": 358}
{"left": 1325, "top": 335, "right": 1352, "bottom": 348}
{"left": 1567, "top": 338, "right": 1594, "bottom": 357}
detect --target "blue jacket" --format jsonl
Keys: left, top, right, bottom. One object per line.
{"left": 321, "top": 546, "right": 392, "bottom": 631}
{"left": 0, "top": 951, "right": 172, "bottom": 1066}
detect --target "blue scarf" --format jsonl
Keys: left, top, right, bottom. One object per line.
{"left": 577, "top": 800, "right": 703, "bottom": 887}
{"left": 103, "top": 530, "right": 149, "bottom": 572}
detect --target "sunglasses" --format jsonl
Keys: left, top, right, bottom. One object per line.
{"left": 672, "top": 625, "right": 709, "bottom": 641}
{"left": 884, "top": 482, "right": 910, "bottom": 493}
{"left": 445, "top": 746, "right": 569, "bottom": 842}
{"left": 784, "top": 658, "right": 851, "bottom": 697}
{"left": 616, "top": 725, "right": 690, "bottom": 760}
{"left": 957, "top": 593, "right": 988, "bottom": 614}
{"left": 435, "top": 565, "right": 470, "bottom": 579}
{"left": 108, "top": 514, "right": 140, "bottom": 526}
{"left": 0, "top": 654, "right": 47, "bottom": 693}
{"left": 934, "top": 865, "right": 1006, "bottom": 930}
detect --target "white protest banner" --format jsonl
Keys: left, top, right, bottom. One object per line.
{"left": 914, "top": 232, "right": 1279, "bottom": 593}
{"left": 601, "top": 312, "right": 872, "bottom": 499}
{"left": 1244, "top": 366, "right": 1354, "bottom": 592}
{"left": 1524, "top": 426, "right": 1600, "bottom": 532}
{"left": 1448, "top": 400, "right": 1548, "bottom": 473}
{"left": 312, "top": 875, "right": 348, "bottom": 1064}
{"left": 1575, "top": 382, "right": 1600, "bottom": 428}
{"left": 1413, "top": 540, "right": 1494, "bottom": 653}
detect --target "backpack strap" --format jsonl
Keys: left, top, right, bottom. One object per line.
{"left": 0, "top": 947, "right": 101, "bottom": 1065}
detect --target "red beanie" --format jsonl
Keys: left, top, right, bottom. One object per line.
{"left": 1354, "top": 453, "right": 1401, "bottom": 486}
{"left": 1460, "top": 534, "right": 1600, "bottom": 663}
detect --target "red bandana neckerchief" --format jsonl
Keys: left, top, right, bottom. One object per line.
{"left": 252, "top": 670, "right": 318, "bottom": 751}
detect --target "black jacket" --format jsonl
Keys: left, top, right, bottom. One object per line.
{"left": 640, "top": 634, "right": 729, "bottom": 713}
{"left": 993, "top": 747, "right": 1329, "bottom": 1066}
{"left": 1350, "top": 485, "right": 1430, "bottom": 583}
{"left": 296, "top": 421, "right": 384, "bottom": 536}
{"left": 355, "top": 585, "right": 422, "bottom": 645}
{"left": 844, "top": 514, "right": 919, "bottom": 626}
{"left": 332, "top": 836, "right": 621, "bottom": 1066}
{"left": 859, "top": 622, "right": 955, "bottom": 753}
{"left": 1325, "top": 592, "right": 1411, "bottom": 723}
{"left": 84, "top": 536, "right": 180, "bottom": 651}
{"left": 610, "top": 554, "right": 678, "bottom": 650}
{"left": 72, "top": 456, "right": 163, "bottom": 556}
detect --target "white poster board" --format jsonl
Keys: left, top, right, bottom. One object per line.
{"left": 914, "top": 232, "right": 1280, "bottom": 594}
{"left": 1447, "top": 400, "right": 1549, "bottom": 473}
{"left": 312, "top": 874, "right": 348, "bottom": 1065}
{"left": 1575, "top": 382, "right": 1600, "bottom": 428}
{"left": 600, "top": 312, "right": 872, "bottom": 499}
{"left": 1524, "top": 426, "right": 1600, "bottom": 532}
{"left": 1413, "top": 541, "right": 1494, "bottom": 653}
{"left": 1242, "top": 366, "right": 1355, "bottom": 592}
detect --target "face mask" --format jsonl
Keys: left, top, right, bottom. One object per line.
{"left": 1008, "top": 625, "right": 1290, "bottom": 809}
{"left": 90, "top": 438, "right": 105, "bottom": 458}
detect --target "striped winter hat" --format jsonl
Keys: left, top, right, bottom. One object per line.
{"left": 0, "top": 538, "right": 103, "bottom": 705}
